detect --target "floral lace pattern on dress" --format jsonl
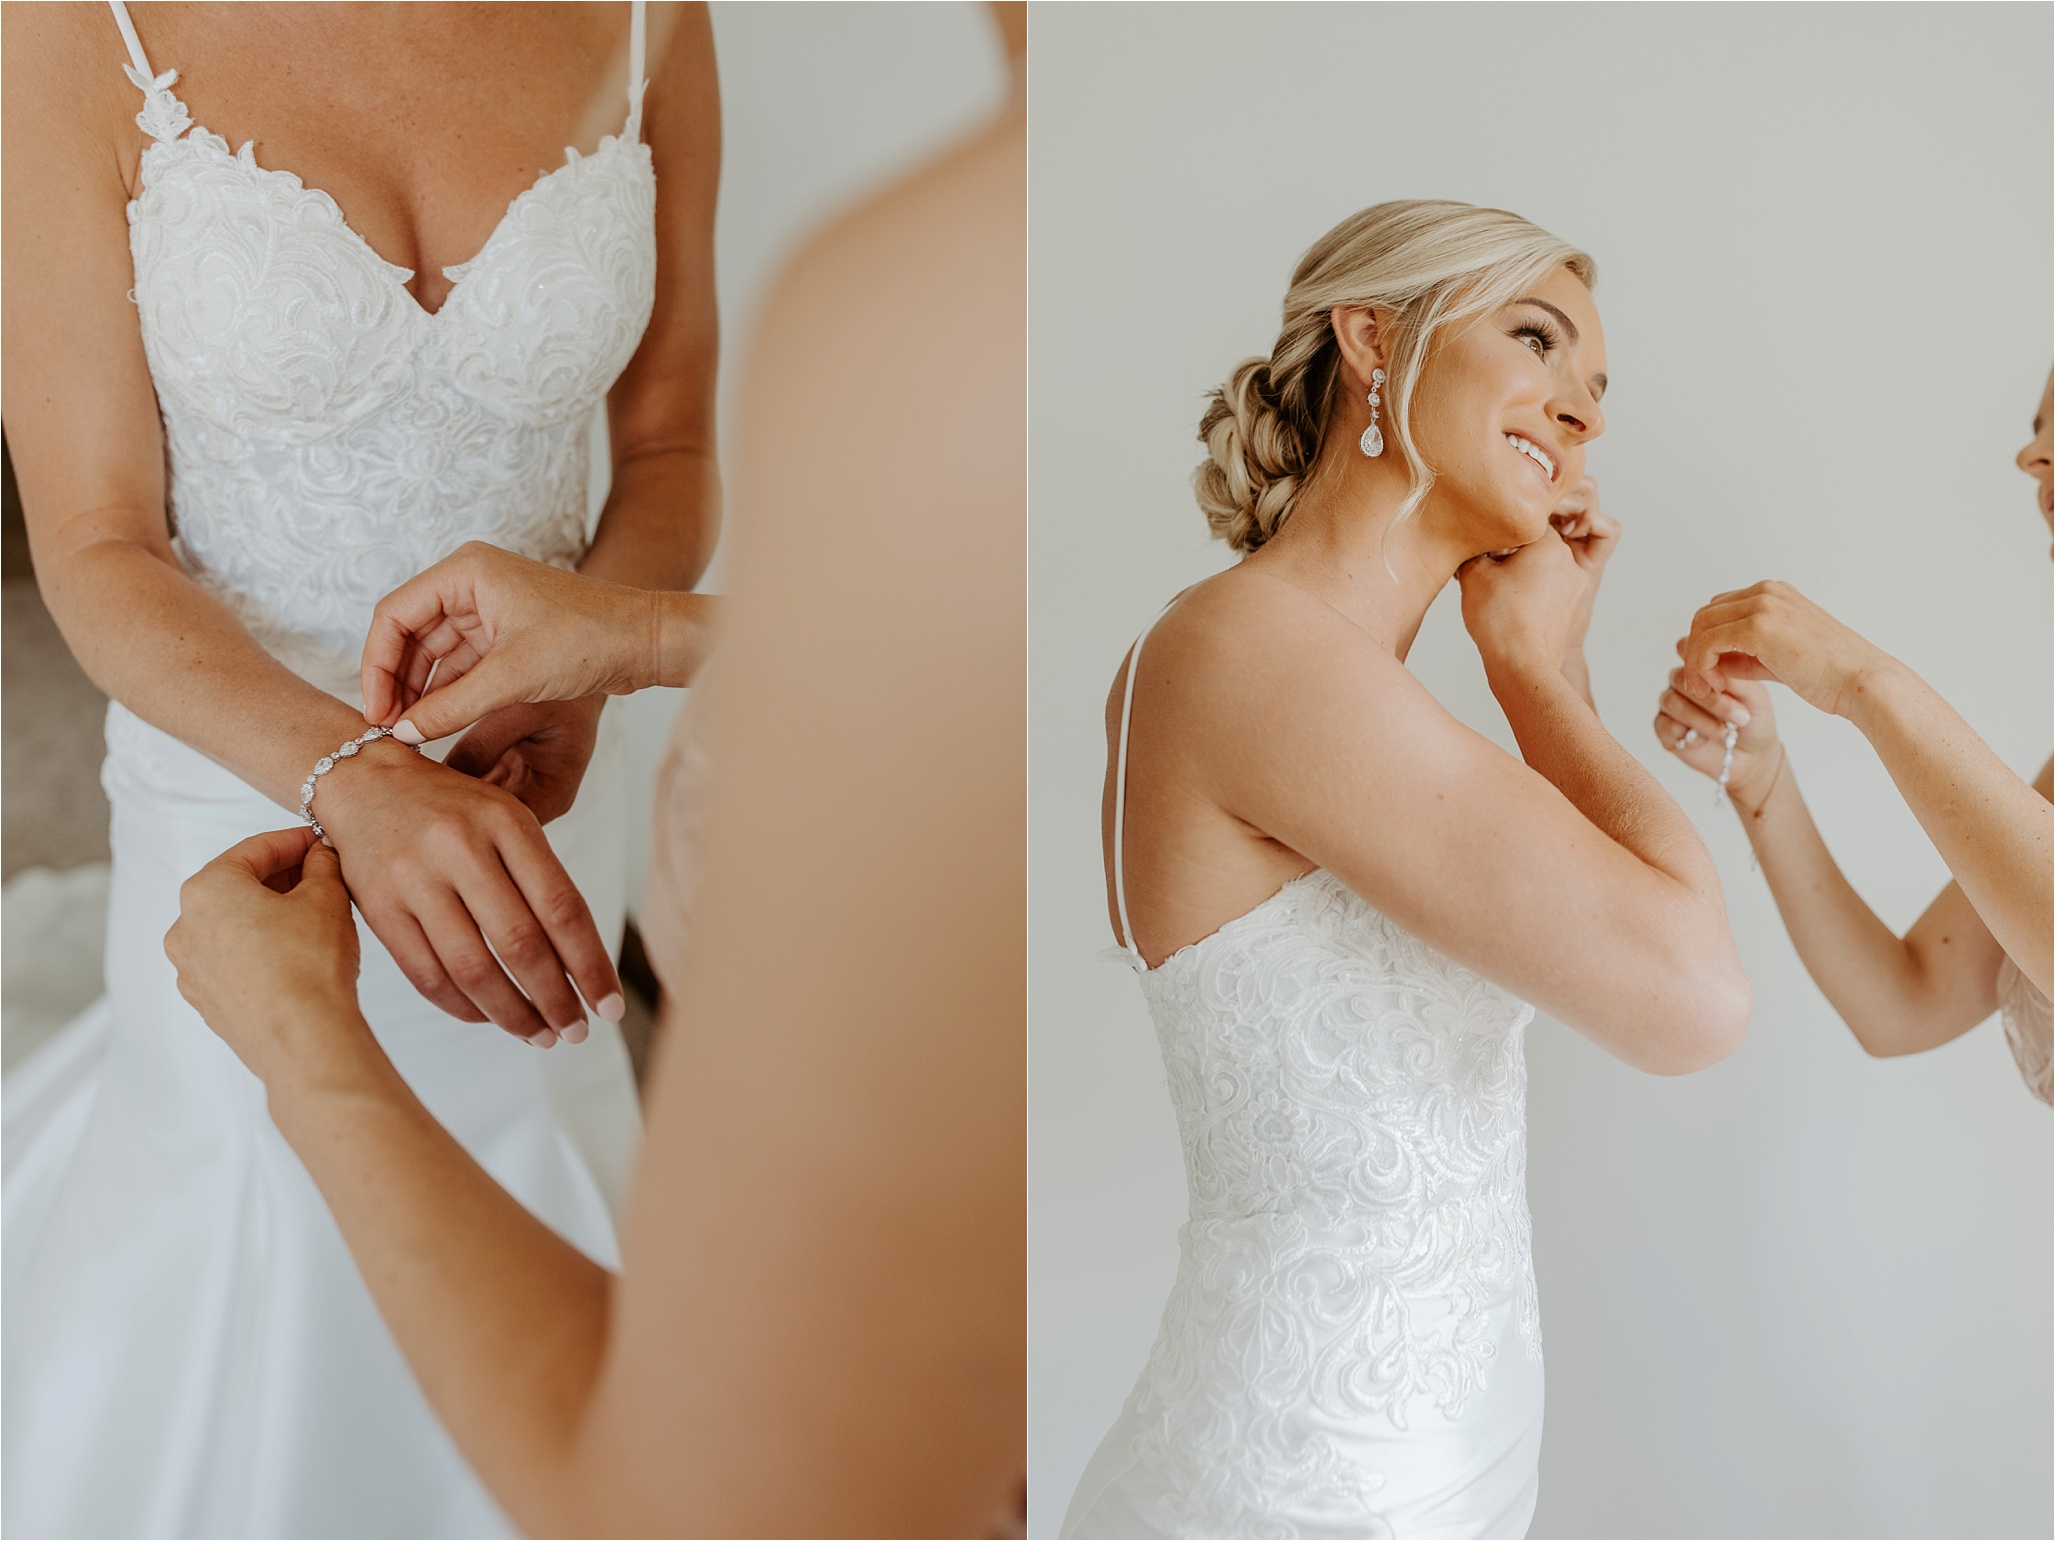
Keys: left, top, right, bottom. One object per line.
{"left": 125, "top": 78, "right": 656, "bottom": 699}
{"left": 1997, "top": 957, "right": 2052, "bottom": 1105}
{"left": 1124, "top": 869, "right": 1540, "bottom": 1535}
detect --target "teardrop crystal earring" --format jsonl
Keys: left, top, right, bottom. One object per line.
{"left": 1359, "top": 368, "right": 1385, "bottom": 458}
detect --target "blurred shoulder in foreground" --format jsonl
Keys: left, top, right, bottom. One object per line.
{"left": 620, "top": 14, "right": 1026, "bottom": 1536}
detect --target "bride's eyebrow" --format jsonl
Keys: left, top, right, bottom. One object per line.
{"left": 1509, "top": 296, "right": 1578, "bottom": 343}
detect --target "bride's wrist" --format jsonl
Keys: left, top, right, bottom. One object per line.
{"left": 1482, "top": 646, "right": 1576, "bottom": 699}
{"left": 302, "top": 735, "right": 434, "bottom": 839}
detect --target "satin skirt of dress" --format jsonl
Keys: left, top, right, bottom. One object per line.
{"left": 1061, "top": 1298, "right": 1543, "bottom": 1541}
{"left": 2, "top": 701, "right": 642, "bottom": 1540}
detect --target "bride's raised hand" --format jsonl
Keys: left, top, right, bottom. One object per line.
{"left": 1678, "top": 580, "right": 1894, "bottom": 722}
{"left": 1456, "top": 525, "right": 1589, "bottom": 683}
{"left": 1550, "top": 474, "right": 1619, "bottom": 559}
{"left": 312, "top": 739, "right": 624, "bottom": 1045}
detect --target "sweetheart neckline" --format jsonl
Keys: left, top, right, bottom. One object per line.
{"left": 131, "top": 121, "right": 651, "bottom": 323}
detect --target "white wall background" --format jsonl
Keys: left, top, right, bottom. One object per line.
{"left": 1027, "top": 5, "right": 2053, "bottom": 1537}
{"left": 616, "top": 3, "right": 1009, "bottom": 908}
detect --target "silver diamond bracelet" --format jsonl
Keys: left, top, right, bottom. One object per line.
{"left": 299, "top": 726, "right": 417, "bottom": 839}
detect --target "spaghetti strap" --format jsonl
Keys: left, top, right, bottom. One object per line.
{"left": 1112, "top": 600, "right": 1176, "bottom": 971}
{"left": 106, "top": 0, "right": 152, "bottom": 78}
{"left": 107, "top": 0, "right": 191, "bottom": 144}
{"left": 624, "top": 0, "right": 649, "bottom": 141}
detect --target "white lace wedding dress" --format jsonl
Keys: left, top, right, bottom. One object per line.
{"left": 3, "top": 6, "right": 656, "bottom": 1535}
{"left": 1062, "top": 620, "right": 1545, "bottom": 1540}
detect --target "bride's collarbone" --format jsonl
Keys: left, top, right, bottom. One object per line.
{"left": 109, "top": 11, "right": 639, "bottom": 282}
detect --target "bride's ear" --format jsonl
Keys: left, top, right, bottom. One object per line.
{"left": 1329, "top": 304, "right": 1389, "bottom": 392}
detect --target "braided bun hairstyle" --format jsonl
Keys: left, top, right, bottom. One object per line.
{"left": 1195, "top": 201, "right": 1596, "bottom": 553}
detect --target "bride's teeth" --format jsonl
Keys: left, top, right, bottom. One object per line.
{"left": 1505, "top": 434, "right": 1553, "bottom": 477}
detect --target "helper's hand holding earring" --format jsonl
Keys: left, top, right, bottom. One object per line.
{"left": 1676, "top": 580, "right": 1898, "bottom": 723}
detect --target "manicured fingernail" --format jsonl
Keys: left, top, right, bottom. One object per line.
{"left": 393, "top": 720, "right": 425, "bottom": 745}
{"left": 1728, "top": 707, "right": 1751, "bottom": 726}
{"left": 596, "top": 992, "right": 626, "bottom": 1023}
{"left": 528, "top": 1028, "right": 558, "bottom": 1048}
{"left": 560, "top": 1019, "right": 589, "bottom": 1045}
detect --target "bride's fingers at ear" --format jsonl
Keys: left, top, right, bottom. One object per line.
{"left": 1564, "top": 506, "right": 1620, "bottom": 569}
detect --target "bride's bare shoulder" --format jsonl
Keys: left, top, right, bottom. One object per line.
{"left": 1104, "top": 565, "right": 1411, "bottom": 737}
{"left": 2, "top": 5, "right": 142, "bottom": 189}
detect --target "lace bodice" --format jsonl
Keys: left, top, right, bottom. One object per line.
{"left": 1113, "top": 869, "right": 1542, "bottom": 1533}
{"left": 115, "top": 4, "right": 656, "bottom": 699}
{"left": 1997, "top": 957, "right": 2052, "bottom": 1105}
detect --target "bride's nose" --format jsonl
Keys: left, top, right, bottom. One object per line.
{"left": 1553, "top": 394, "right": 1603, "bottom": 443}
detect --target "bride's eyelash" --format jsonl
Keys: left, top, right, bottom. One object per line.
{"left": 1510, "top": 317, "right": 1561, "bottom": 355}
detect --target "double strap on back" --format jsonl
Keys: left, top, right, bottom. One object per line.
{"left": 1112, "top": 601, "right": 1176, "bottom": 971}
{"left": 108, "top": 0, "right": 650, "bottom": 141}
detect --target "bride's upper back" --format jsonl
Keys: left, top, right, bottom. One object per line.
{"left": 1101, "top": 565, "right": 1418, "bottom": 969}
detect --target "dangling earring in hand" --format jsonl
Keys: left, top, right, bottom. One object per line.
{"left": 1359, "top": 368, "right": 1385, "bottom": 458}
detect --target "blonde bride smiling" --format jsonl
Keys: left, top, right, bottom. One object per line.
{"left": 1064, "top": 200, "right": 1750, "bottom": 1540}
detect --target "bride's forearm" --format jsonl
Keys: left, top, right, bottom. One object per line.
{"left": 1847, "top": 663, "right": 2053, "bottom": 994}
{"left": 581, "top": 444, "right": 721, "bottom": 595}
{"left": 40, "top": 536, "right": 383, "bottom": 809}
{"left": 1488, "top": 660, "right": 1720, "bottom": 898}
{"left": 1559, "top": 645, "right": 1595, "bottom": 711}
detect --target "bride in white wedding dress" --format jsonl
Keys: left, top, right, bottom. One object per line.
{"left": 0, "top": 3, "right": 717, "bottom": 1535}
{"left": 1062, "top": 202, "right": 1754, "bottom": 1539}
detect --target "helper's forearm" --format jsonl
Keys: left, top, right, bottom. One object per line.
{"left": 1735, "top": 759, "right": 1979, "bottom": 1054}
{"left": 1850, "top": 664, "right": 2054, "bottom": 994}
{"left": 41, "top": 538, "right": 384, "bottom": 809}
{"left": 265, "top": 1028, "right": 612, "bottom": 1540}
{"left": 654, "top": 590, "right": 721, "bottom": 689}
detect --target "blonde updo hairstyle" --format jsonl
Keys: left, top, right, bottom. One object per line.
{"left": 1195, "top": 200, "right": 1597, "bottom": 553}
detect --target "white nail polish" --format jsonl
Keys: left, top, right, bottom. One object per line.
{"left": 596, "top": 993, "right": 626, "bottom": 1023}
{"left": 393, "top": 720, "right": 425, "bottom": 745}
{"left": 560, "top": 1019, "right": 589, "bottom": 1045}
{"left": 528, "top": 1028, "right": 557, "bottom": 1048}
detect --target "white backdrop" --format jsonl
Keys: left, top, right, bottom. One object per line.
{"left": 615, "top": 2, "right": 1009, "bottom": 908}
{"left": 1026, "top": 5, "right": 2053, "bottom": 1537}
